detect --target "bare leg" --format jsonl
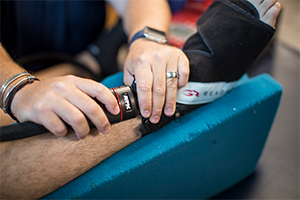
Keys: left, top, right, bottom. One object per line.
{"left": 0, "top": 117, "right": 142, "bottom": 199}
{"left": 247, "top": 0, "right": 281, "bottom": 28}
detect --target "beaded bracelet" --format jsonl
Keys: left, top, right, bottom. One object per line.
{"left": 2, "top": 75, "right": 39, "bottom": 121}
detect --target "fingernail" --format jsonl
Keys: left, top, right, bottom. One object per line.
{"left": 143, "top": 110, "right": 150, "bottom": 118}
{"left": 114, "top": 105, "right": 120, "bottom": 114}
{"left": 103, "top": 126, "right": 110, "bottom": 134}
{"left": 166, "top": 108, "right": 173, "bottom": 116}
{"left": 151, "top": 116, "right": 160, "bottom": 124}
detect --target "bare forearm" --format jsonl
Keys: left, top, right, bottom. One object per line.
{"left": 0, "top": 117, "right": 142, "bottom": 199}
{"left": 0, "top": 43, "right": 27, "bottom": 86}
{"left": 123, "top": 0, "right": 172, "bottom": 39}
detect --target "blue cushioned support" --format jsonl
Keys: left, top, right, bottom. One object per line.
{"left": 43, "top": 73, "right": 282, "bottom": 199}
{"left": 101, "top": 71, "right": 124, "bottom": 88}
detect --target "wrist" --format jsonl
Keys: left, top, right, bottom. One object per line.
{"left": 0, "top": 72, "right": 39, "bottom": 120}
{"left": 10, "top": 80, "right": 38, "bottom": 120}
{"left": 129, "top": 26, "right": 169, "bottom": 46}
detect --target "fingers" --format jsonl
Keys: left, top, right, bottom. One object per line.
{"left": 38, "top": 110, "right": 69, "bottom": 137}
{"left": 248, "top": 0, "right": 278, "bottom": 18}
{"left": 177, "top": 53, "right": 190, "bottom": 88}
{"left": 66, "top": 76, "right": 119, "bottom": 138}
{"left": 150, "top": 58, "right": 166, "bottom": 123}
{"left": 63, "top": 89, "right": 111, "bottom": 139}
{"left": 247, "top": 0, "right": 281, "bottom": 28}
{"left": 75, "top": 77, "right": 119, "bottom": 115}
{"left": 124, "top": 41, "right": 190, "bottom": 123}
{"left": 134, "top": 64, "right": 153, "bottom": 119}
{"left": 164, "top": 53, "right": 189, "bottom": 117}
{"left": 261, "top": 1, "right": 281, "bottom": 28}
{"left": 12, "top": 75, "right": 120, "bottom": 139}
{"left": 54, "top": 99, "right": 90, "bottom": 139}
{"left": 164, "top": 58, "right": 178, "bottom": 117}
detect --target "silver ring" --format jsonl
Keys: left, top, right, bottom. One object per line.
{"left": 166, "top": 71, "right": 179, "bottom": 79}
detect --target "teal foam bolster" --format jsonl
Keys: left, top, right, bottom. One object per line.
{"left": 42, "top": 73, "right": 282, "bottom": 199}
{"left": 101, "top": 71, "right": 124, "bottom": 88}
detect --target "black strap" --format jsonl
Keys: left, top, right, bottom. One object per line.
{"left": 0, "top": 122, "right": 48, "bottom": 142}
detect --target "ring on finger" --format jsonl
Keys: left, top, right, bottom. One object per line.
{"left": 166, "top": 71, "right": 179, "bottom": 79}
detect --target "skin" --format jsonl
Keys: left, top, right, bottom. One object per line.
{"left": 0, "top": 0, "right": 281, "bottom": 199}
{"left": 0, "top": 44, "right": 119, "bottom": 139}
{"left": 0, "top": 117, "right": 142, "bottom": 199}
{"left": 247, "top": 0, "right": 281, "bottom": 28}
{"left": 120, "top": 0, "right": 190, "bottom": 124}
{"left": 0, "top": 0, "right": 190, "bottom": 139}
{"left": 0, "top": 0, "right": 189, "bottom": 198}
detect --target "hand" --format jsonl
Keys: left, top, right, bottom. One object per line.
{"left": 124, "top": 39, "right": 189, "bottom": 124}
{"left": 10, "top": 75, "right": 120, "bottom": 139}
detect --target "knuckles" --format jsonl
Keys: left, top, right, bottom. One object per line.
{"left": 32, "top": 101, "right": 51, "bottom": 115}
{"left": 53, "top": 125, "right": 68, "bottom": 137}
{"left": 49, "top": 75, "right": 79, "bottom": 92}
{"left": 71, "top": 114, "right": 86, "bottom": 126}
{"left": 85, "top": 100, "right": 100, "bottom": 116}
{"left": 94, "top": 83, "right": 106, "bottom": 95}
{"left": 154, "top": 87, "right": 165, "bottom": 96}
{"left": 134, "top": 54, "right": 151, "bottom": 66}
{"left": 65, "top": 74, "right": 77, "bottom": 80}
{"left": 165, "top": 98, "right": 176, "bottom": 106}
{"left": 138, "top": 83, "right": 151, "bottom": 92}
{"left": 167, "top": 79, "right": 178, "bottom": 89}
{"left": 76, "top": 129, "right": 90, "bottom": 140}
{"left": 152, "top": 50, "right": 164, "bottom": 62}
{"left": 50, "top": 80, "right": 69, "bottom": 92}
{"left": 152, "top": 108, "right": 162, "bottom": 114}
{"left": 98, "top": 121, "right": 110, "bottom": 133}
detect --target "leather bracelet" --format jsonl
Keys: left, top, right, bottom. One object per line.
{"left": 0, "top": 72, "right": 31, "bottom": 108}
{"left": 2, "top": 75, "right": 39, "bottom": 121}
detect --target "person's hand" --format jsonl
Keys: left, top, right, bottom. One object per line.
{"left": 10, "top": 75, "right": 120, "bottom": 139}
{"left": 124, "top": 39, "right": 189, "bottom": 124}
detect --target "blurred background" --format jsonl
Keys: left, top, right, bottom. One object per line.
{"left": 212, "top": 0, "right": 299, "bottom": 199}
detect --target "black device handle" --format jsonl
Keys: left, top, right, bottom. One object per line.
{"left": 0, "top": 84, "right": 139, "bottom": 142}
